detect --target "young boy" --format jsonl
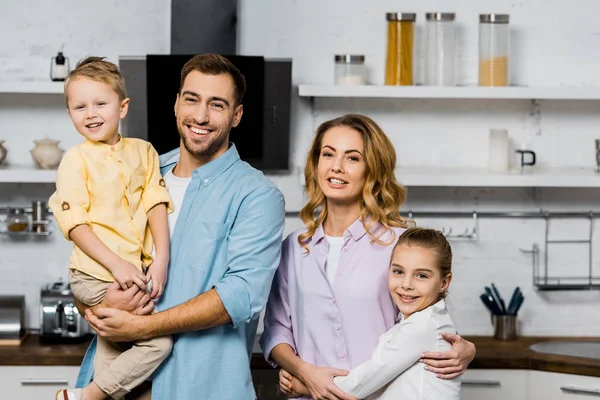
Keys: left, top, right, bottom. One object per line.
{"left": 49, "top": 56, "right": 173, "bottom": 400}
{"left": 285, "top": 228, "right": 461, "bottom": 399}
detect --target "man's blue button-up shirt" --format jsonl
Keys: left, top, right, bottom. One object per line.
{"left": 76, "top": 144, "right": 285, "bottom": 399}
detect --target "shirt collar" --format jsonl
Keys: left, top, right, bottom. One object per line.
{"left": 84, "top": 134, "right": 124, "bottom": 152}
{"left": 310, "top": 217, "right": 369, "bottom": 249}
{"left": 160, "top": 143, "right": 240, "bottom": 186}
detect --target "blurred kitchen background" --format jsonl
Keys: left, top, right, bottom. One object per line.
{"left": 2, "top": 0, "right": 600, "bottom": 399}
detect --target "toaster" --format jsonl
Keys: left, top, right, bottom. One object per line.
{"left": 39, "top": 281, "right": 93, "bottom": 342}
{"left": 0, "top": 295, "right": 26, "bottom": 341}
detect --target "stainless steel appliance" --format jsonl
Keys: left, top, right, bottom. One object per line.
{"left": 0, "top": 295, "right": 26, "bottom": 341}
{"left": 39, "top": 281, "right": 92, "bottom": 342}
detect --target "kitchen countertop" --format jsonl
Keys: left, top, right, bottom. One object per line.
{"left": 2, "top": 335, "right": 600, "bottom": 376}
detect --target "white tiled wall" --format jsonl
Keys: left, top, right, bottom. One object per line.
{"left": 2, "top": 0, "right": 600, "bottom": 336}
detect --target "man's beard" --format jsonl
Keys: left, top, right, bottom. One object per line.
{"left": 178, "top": 122, "right": 231, "bottom": 159}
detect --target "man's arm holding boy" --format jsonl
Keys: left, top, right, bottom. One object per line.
{"left": 86, "top": 185, "right": 285, "bottom": 341}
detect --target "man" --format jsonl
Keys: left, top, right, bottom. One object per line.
{"left": 76, "top": 54, "right": 285, "bottom": 400}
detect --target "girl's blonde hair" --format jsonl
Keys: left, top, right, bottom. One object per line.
{"left": 393, "top": 227, "right": 453, "bottom": 299}
{"left": 298, "top": 114, "right": 410, "bottom": 251}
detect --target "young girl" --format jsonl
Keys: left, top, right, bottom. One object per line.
{"left": 286, "top": 227, "right": 461, "bottom": 399}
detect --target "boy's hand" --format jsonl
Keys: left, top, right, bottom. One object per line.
{"left": 146, "top": 260, "right": 167, "bottom": 300}
{"left": 111, "top": 260, "right": 147, "bottom": 291}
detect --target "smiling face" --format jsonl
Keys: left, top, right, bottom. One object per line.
{"left": 174, "top": 70, "right": 243, "bottom": 163}
{"left": 388, "top": 244, "right": 452, "bottom": 320}
{"left": 66, "top": 78, "right": 129, "bottom": 145}
{"left": 316, "top": 126, "right": 367, "bottom": 207}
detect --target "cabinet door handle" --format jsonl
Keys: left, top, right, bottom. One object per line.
{"left": 560, "top": 386, "right": 600, "bottom": 396}
{"left": 21, "top": 379, "right": 69, "bottom": 385}
{"left": 462, "top": 379, "right": 501, "bottom": 387}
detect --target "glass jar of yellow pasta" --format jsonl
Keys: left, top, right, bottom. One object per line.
{"left": 479, "top": 14, "right": 510, "bottom": 86}
{"left": 385, "top": 12, "right": 416, "bottom": 86}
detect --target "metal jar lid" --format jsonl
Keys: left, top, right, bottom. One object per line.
{"left": 480, "top": 14, "right": 510, "bottom": 23}
{"left": 386, "top": 12, "right": 416, "bottom": 22}
{"left": 334, "top": 55, "right": 365, "bottom": 64}
{"left": 426, "top": 13, "right": 456, "bottom": 21}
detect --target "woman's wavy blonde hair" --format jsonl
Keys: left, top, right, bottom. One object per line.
{"left": 298, "top": 114, "right": 411, "bottom": 251}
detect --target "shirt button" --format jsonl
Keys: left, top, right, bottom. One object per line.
{"left": 340, "top": 353, "right": 346, "bottom": 358}
{"left": 336, "top": 271, "right": 342, "bottom": 276}
{"left": 331, "top": 298, "right": 336, "bottom": 304}
{"left": 204, "top": 179, "right": 209, "bottom": 183}
{"left": 342, "top": 247, "right": 348, "bottom": 252}
{"left": 335, "top": 324, "right": 341, "bottom": 330}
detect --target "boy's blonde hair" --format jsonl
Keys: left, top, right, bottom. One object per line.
{"left": 64, "top": 56, "right": 127, "bottom": 106}
{"left": 393, "top": 227, "right": 453, "bottom": 299}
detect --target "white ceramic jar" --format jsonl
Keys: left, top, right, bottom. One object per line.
{"left": 31, "top": 139, "right": 63, "bottom": 169}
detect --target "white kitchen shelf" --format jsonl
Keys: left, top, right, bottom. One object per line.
{"left": 0, "top": 168, "right": 57, "bottom": 183}
{"left": 0, "top": 81, "right": 64, "bottom": 94}
{"left": 0, "top": 166, "right": 598, "bottom": 188}
{"left": 397, "top": 166, "right": 600, "bottom": 187}
{"left": 298, "top": 84, "right": 600, "bottom": 100}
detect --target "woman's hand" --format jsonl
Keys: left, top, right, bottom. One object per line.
{"left": 297, "top": 363, "right": 357, "bottom": 400}
{"left": 420, "top": 333, "right": 476, "bottom": 379}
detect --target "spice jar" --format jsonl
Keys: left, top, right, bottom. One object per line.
{"left": 425, "top": 12, "right": 457, "bottom": 86}
{"left": 334, "top": 55, "right": 366, "bottom": 85}
{"left": 385, "top": 12, "right": 416, "bottom": 86}
{"left": 6, "top": 208, "right": 28, "bottom": 233}
{"left": 479, "top": 14, "right": 510, "bottom": 87}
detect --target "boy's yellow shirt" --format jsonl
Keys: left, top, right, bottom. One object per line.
{"left": 49, "top": 136, "right": 173, "bottom": 282}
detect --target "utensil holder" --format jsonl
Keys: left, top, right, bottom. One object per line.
{"left": 492, "top": 315, "right": 517, "bottom": 340}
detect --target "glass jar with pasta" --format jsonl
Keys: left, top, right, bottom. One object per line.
{"left": 479, "top": 14, "right": 510, "bottom": 87}
{"left": 385, "top": 12, "right": 416, "bottom": 86}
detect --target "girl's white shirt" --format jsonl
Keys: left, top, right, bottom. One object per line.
{"left": 334, "top": 299, "right": 461, "bottom": 400}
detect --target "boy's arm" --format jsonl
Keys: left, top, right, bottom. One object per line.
{"left": 70, "top": 225, "right": 147, "bottom": 290}
{"left": 146, "top": 203, "right": 169, "bottom": 298}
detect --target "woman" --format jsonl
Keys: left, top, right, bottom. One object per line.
{"left": 260, "top": 114, "right": 475, "bottom": 400}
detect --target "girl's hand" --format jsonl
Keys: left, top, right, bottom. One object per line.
{"left": 420, "top": 333, "right": 476, "bottom": 379}
{"left": 279, "top": 368, "right": 302, "bottom": 398}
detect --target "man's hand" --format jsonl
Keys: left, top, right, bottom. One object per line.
{"left": 100, "top": 281, "right": 154, "bottom": 315}
{"left": 85, "top": 307, "right": 147, "bottom": 342}
{"left": 420, "top": 333, "right": 476, "bottom": 379}
{"left": 110, "top": 259, "right": 148, "bottom": 291}
{"left": 146, "top": 261, "right": 167, "bottom": 300}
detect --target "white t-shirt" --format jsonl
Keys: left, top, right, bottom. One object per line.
{"left": 163, "top": 166, "right": 191, "bottom": 238}
{"left": 325, "top": 235, "right": 344, "bottom": 286}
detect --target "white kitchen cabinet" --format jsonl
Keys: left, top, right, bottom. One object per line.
{"left": 0, "top": 366, "right": 80, "bottom": 399}
{"left": 461, "top": 369, "right": 528, "bottom": 400}
{"left": 529, "top": 371, "right": 600, "bottom": 399}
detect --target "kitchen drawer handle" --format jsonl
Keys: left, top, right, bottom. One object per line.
{"left": 21, "top": 379, "right": 69, "bottom": 385}
{"left": 461, "top": 379, "right": 501, "bottom": 387}
{"left": 560, "top": 386, "right": 600, "bottom": 396}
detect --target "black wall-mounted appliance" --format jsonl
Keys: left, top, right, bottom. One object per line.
{"left": 146, "top": 55, "right": 292, "bottom": 172}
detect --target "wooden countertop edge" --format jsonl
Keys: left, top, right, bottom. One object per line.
{"left": 2, "top": 335, "right": 600, "bottom": 378}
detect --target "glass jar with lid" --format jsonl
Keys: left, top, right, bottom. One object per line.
{"left": 385, "top": 12, "right": 416, "bottom": 86}
{"left": 6, "top": 208, "right": 28, "bottom": 233}
{"left": 334, "top": 55, "right": 366, "bottom": 85}
{"left": 425, "top": 12, "right": 457, "bottom": 86}
{"left": 479, "top": 14, "right": 510, "bottom": 86}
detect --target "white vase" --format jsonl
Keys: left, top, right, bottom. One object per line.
{"left": 31, "top": 139, "right": 64, "bottom": 170}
